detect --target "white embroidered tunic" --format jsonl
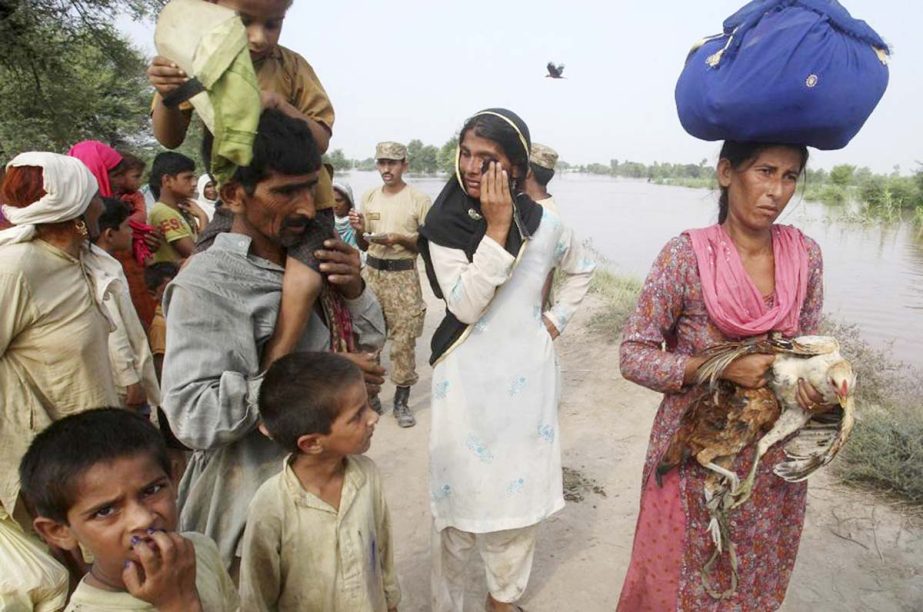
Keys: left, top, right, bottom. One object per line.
{"left": 427, "top": 209, "right": 594, "bottom": 533}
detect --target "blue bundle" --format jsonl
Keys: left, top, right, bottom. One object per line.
{"left": 675, "top": 0, "right": 890, "bottom": 150}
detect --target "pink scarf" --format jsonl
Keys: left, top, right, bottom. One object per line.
{"left": 67, "top": 140, "right": 122, "bottom": 197}
{"left": 685, "top": 224, "right": 809, "bottom": 338}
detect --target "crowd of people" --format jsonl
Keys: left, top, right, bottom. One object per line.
{"left": 0, "top": 0, "right": 840, "bottom": 611}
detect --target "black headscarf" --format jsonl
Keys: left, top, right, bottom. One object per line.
{"left": 418, "top": 108, "right": 544, "bottom": 364}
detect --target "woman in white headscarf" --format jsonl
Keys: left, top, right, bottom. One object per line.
{"left": 332, "top": 181, "right": 359, "bottom": 249}
{"left": 196, "top": 173, "right": 219, "bottom": 222}
{"left": 0, "top": 152, "right": 119, "bottom": 535}
{"left": 0, "top": 153, "right": 121, "bottom": 609}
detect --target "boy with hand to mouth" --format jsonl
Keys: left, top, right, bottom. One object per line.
{"left": 240, "top": 352, "right": 400, "bottom": 611}
{"left": 19, "top": 408, "right": 238, "bottom": 611}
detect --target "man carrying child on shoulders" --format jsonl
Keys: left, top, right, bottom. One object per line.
{"left": 159, "top": 108, "right": 386, "bottom": 574}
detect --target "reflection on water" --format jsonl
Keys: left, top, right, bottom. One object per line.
{"left": 340, "top": 171, "right": 923, "bottom": 367}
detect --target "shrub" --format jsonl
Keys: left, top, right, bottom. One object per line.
{"left": 822, "top": 318, "right": 923, "bottom": 507}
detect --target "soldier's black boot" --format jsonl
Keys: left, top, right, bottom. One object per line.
{"left": 393, "top": 385, "right": 415, "bottom": 428}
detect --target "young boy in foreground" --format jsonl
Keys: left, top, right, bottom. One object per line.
{"left": 240, "top": 352, "right": 400, "bottom": 611}
{"left": 19, "top": 408, "right": 239, "bottom": 611}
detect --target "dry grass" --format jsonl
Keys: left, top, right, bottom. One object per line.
{"left": 585, "top": 267, "right": 642, "bottom": 340}
{"left": 822, "top": 319, "right": 923, "bottom": 507}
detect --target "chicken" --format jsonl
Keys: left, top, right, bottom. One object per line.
{"left": 657, "top": 383, "right": 780, "bottom": 493}
{"left": 664, "top": 334, "right": 856, "bottom": 599}
{"left": 739, "top": 336, "right": 854, "bottom": 507}
{"left": 696, "top": 334, "right": 856, "bottom": 509}
{"left": 545, "top": 61, "right": 565, "bottom": 78}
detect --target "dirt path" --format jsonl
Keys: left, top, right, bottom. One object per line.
{"left": 368, "top": 280, "right": 923, "bottom": 611}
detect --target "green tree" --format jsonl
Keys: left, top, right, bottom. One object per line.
{"left": 438, "top": 136, "right": 457, "bottom": 174}
{"left": 829, "top": 164, "right": 856, "bottom": 187}
{"left": 405, "top": 139, "right": 424, "bottom": 173}
{"left": 418, "top": 145, "right": 439, "bottom": 174}
{"left": 323, "top": 148, "right": 352, "bottom": 172}
{"left": 0, "top": 1, "right": 163, "bottom": 158}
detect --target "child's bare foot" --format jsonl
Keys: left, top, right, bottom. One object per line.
{"left": 486, "top": 593, "right": 524, "bottom": 612}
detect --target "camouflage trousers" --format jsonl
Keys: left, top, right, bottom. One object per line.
{"left": 363, "top": 265, "right": 426, "bottom": 387}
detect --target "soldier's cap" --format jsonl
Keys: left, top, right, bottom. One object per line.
{"left": 529, "top": 143, "right": 559, "bottom": 170}
{"left": 375, "top": 141, "right": 407, "bottom": 161}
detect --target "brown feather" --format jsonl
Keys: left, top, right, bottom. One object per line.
{"left": 657, "top": 383, "right": 780, "bottom": 483}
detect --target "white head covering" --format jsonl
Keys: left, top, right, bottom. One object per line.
{"left": 0, "top": 152, "right": 99, "bottom": 246}
{"left": 196, "top": 173, "right": 217, "bottom": 221}
{"left": 332, "top": 181, "right": 355, "bottom": 211}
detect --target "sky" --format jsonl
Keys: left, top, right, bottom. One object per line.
{"left": 117, "top": 0, "right": 921, "bottom": 173}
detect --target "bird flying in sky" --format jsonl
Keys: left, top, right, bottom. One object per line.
{"left": 546, "top": 61, "right": 565, "bottom": 79}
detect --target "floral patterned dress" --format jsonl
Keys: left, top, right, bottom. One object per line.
{"left": 617, "top": 231, "right": 824, "bottom": 611}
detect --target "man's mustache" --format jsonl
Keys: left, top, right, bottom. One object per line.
{"left": 283, "top": 215, "right": 317, "bottom": 230}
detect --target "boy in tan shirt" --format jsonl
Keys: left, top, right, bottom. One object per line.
{"left": 20, "top": 409, "right": 238, "bottom": 611}
{"left": 148, "top": 0, "right": 336, "bottom": 212}
{"left": 240, "top": 352, "right": 400, "bottom": 611}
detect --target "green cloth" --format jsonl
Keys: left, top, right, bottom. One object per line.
{"left": 189, "top": 15, "right": 260, "bottom": 184}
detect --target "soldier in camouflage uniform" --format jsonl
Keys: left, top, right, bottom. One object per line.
{"left": 350, "top": 142, "right": 432, "bottom": 427}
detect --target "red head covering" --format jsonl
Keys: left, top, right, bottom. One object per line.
{"left": 0, "top": 165, "right": 46, "bottom": 209}
{"left": 67, "top": 140, "right": 123, "bottom": 197}
{"left": 0, "top": 166, "right": 45, "bottom": 229}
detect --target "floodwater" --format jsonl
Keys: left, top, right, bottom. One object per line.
{"left": 339, "top": 170, "right": 923, "bottom": 367}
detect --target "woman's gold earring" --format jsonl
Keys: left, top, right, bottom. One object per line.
{"left": 74, "top": 219, "right": 88, "bottom": 238}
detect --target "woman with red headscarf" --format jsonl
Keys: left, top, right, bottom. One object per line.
{"left": 67, "top": 140, "right": 160, "bottom": 327}
{"left": 0, "top": 153, "right": 119, "bottom": 608}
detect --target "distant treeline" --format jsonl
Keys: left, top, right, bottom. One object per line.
{"left": 325, "top": 143, "right": 923, "bottom": 214}
{"left": 325, "top": 138, "right": 458, "bottom": 176}
{"left": 802, "top": 164, "right": 923, "bottom": 212}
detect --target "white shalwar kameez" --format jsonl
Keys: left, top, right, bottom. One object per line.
{"left": 428, "top": 208, "right": 594, "bottom": 533}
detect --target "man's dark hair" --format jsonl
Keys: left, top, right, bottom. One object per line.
{"left": 149, "top": 151, "right": 195, "bottom": 199}
{"left": 19, "top": 408, "right": 171, "bottom": 523}
{"left": 144, "top": 261, "right": 179, "bottom": 292}
{"left": 530, "top": 163, "right": 555, "bottom": 188}
{"left": 97, "top": 197, "right": 132, "bottom": 235}
{"left": 230, "top": 108, "right": 322, "bottom": 195}
{"left": 259, "top": 352, "right": 364, "bottom": 453}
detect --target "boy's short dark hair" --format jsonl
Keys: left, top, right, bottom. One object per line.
{"left": 230, "top": 108, "right": 322, "bottom": 196}
{"left": 259, "top": 352, "right": 364, "bottom": 453}
{"left": 19, "top": 408, "right": 170, "bottom": 523}
{"left": 97, "top": 197, "right": 132, "bottom": 234}
{"left": 144, "top": 261, "right": 180, "bottom": 292}
{"left": 149, "top": 151, "right": 195, "bottom": 199}
{"left": 530, "top": 163, "right": 555, "bottom": 188}
{"left": 117, "top": 151, "right": 146, "bottom": 172}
